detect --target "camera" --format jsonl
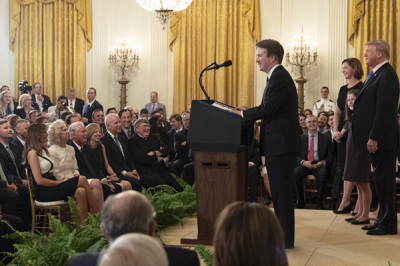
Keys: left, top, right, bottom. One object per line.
{"left": 18, "top": 80, "right": 33, "bottom": 94}
{"left": 61, "top": 102, "right": 68, "bottom": 107}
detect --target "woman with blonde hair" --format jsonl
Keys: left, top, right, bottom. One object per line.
{"left": 213, "top": 202, "right": 288, "bottom": 266}
{"left": 15, "top": 94, "right": 35, "bottom": 119}
{"left": 25, "top": 123, "right": 100, "bottom": 224}
{"left": 0, "top": 91, "right": 15, "bottom": 118}
{"left": 48, "top": 120, "right": 104, "bottom": 208}
{"left": 86, "top": 123, "right": 132, "bottom": 192}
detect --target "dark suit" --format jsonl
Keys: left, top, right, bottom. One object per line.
{"left": 119, "top": 125, "right": 134, "bottom": 139}
{"left": 100, "top": 132, "right": 143, "bottom": 191}
{"left": 69, "top": 97, "right": 85, "bottom": 115}
{"left": 82, "top": 100, "right": 103, "bottom": 124}
{"left": 171, "top": 129, "right": 191, "bottom": 176}
{"left": 31, "top": 93, "right": 52, "bottom": 111}
{"left": 11, "top": 137, "right": 24, "bottom": 156}
{"left": 294, "top": 132, "right": 333, "bottom": 206}
{"left": 67, "top": 245, "right": 200, "bottom": 266}
{"left": 352, "top": 62, "right": 400, "bottom": 234}
{"left": 14, "top": 102, "right": 40, "bottom": 118}
{"left": 128, "top": 134, "right": 183, "bottom": 192}
{"left": 243, "top": 64, "right": 300, "bottom": 248}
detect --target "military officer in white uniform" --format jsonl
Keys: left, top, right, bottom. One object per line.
{"left": 312, "top": 86, "right": 335, "bottom": 116}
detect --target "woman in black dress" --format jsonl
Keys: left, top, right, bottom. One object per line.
{"left": 332, "top": 58, "right": 364, "bottom": 213}
{"left": 25, "top": 124, "right": 99, "bottom": 224}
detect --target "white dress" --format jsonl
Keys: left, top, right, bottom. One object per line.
{"left": 48, "top": 144, "right": 80, "bottom": 181}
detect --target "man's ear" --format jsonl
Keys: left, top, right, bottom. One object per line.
{"left": 148, "top": 220, "right": 157, "bottom": 237}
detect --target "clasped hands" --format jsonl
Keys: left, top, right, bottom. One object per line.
{"left": 302, "top": 161, "right": 323, "bottom": 170}
{"left": 147, "top": 148, "right": 165, "bottom": 162}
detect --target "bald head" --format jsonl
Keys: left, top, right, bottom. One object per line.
{"left": 101, "top": 191, "right": 155, "bottom": 241}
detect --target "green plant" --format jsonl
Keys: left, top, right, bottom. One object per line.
{"left": 194, "top": 244, "right": 213, "bottom": 266}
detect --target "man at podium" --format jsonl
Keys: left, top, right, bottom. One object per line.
{"left": 231, "top": 39, "right": 300, "bottom": 249}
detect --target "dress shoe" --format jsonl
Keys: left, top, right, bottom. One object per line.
{"left": 351, "top": 212, "right": 357, "bottom": 216}
{"left": 333, "top": 204, "right": 351, "bottom": 214}
{"left": 351, "top": 219, "right": 370, "bottom": 225}
{"left": 345, "top": 217, "right": 355, "bottom": 223}
{"left": 362, "top": 224, "right": 377, "bottom": 231}
{"left": 366, "top": 228, "right": 397, "bottom": 235}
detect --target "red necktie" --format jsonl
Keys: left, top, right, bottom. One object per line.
{"left": 308, "top": 134, "right": 314, "bottom": 162}
{"left": 152, "top": 103, "right": 155, "bottom": 112}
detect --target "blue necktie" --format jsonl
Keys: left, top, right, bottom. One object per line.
{"left": 262, "top": 77, "right": 270, "bottom": 105}
{"left": 365, "top": 70, "right": 374, "bottom": 83}
{"left": 82, "top": 104, "right": 88, "bottom": 115}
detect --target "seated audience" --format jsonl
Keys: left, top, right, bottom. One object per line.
{"left": 100, "top": 114, "right": 142, "bottom": 191}
{"left": 99, "top": 233, "right": 168, "bottom": 266}
{"left": 129, "top": 119, "right": 183, "bottom": 192}
{"left": 68, "top": 191, "right": 200, "bottom": 266}
{"left": 150, "top": 115, "right": 169, "bottom": 147}
{"left": 67, "top": 122, "right": 120, "bottom": 199}
{"left": 294, "top": 115, "right": 333, "bottom": 209}
{"left": 25, "top": 124, "right": 100, "bottom": 224}
{"left": 12, "top": 119, "right": 29, "bottom": 155}
{"left": 303, "top": 109, "right": 312, "bottom": 116}
{"left": 66, "top": 113, "right": 81, "bottom": 128}
{"left": 118, "top": 109, "right": 134, "bottom": 139}
{"left": 139, "top": 108, "right": 148, "bottom": 119}
{"left": 48, "top": 96, "right": 73, "bottom": 122}
{"left": 82, "top": 87, "right": 103, "bottom": 124}
{"left": 15, "top": 94, "right": 38, "bottom": 119}
{"left": 60, "top": 111, "right": 73, "bottom": 121}
{"left": 86, "top": 123, "right": 131, "bottom": 192}
{"left": 92, "top": 109, "right": 106, "bottom": 136}
{"left": 29, "top": 110, "right": 39, "bottom": 124}
{"left": 35, "top": 116, "right": 49, "bottom": 124}
{"left": 213, "top": 202, "right": 287, "bottom": 266}
{"left": 106, "top": 107, "right": 117, "bottom": 115}
{"left": 317, "top": 112, "right": 328, "bottom": 133}
{"left": 171, "top": 111, "right": 191, "bottom": 177}
{"left": 48, "top": 120, "right": 104, "bottom": 207}
{"left": 299, "top": 113, "right": 307, "bottom": 135}
{"left": 0, "top": 91, "right": 15, "bottom": 118}
{"left": 155, "top": 107, "right": 171, "bottom": 132}
{"left": 167, "top": 114, "right": 183, "bottom": 160}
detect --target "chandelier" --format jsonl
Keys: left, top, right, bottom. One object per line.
{"left": 136, "top": 0, "right": 193, "bottom": 30}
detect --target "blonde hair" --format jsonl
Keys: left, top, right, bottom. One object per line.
{"left": 48, "top": 120, "right": 66, "bottom": 146}
{"left": 99, "top": 233, "right": 168, "bottom": 266}
{"left": 366, "top": 40, "right": 390, "bottom": 59}
{"left": 0, "top": 91, "right": 14, "bottom": 117}
{"left": 18, "top": 94, "right": 33, "bottom": 111}
{"left": 86, "top": 123, "right": 100, "bottom": 142}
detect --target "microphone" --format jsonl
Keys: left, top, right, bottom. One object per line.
{"left": 206, "top": 60, "right": 232, "bottom": 70}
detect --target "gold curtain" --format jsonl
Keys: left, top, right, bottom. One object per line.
{"left": 348, "top": 0, "right": 400, "bottom": 80}
{"left": 169, "top": 0, "right": 260, "bottom": 114}
{"left": 9, "top": 0, "right": 92, "bottom": 102}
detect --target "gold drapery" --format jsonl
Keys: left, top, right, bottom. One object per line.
{"left": 169, "top": 0, "right": 260, "bottom": 114}
{"left": 10, "top": 0, "right": 92, "bottom": 102}
{"left": 348, "top": 0, "right": 400, "bottom": 79}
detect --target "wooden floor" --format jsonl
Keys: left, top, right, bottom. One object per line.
{"left": 160, "top": 209, "right": 400, "bottom": 266}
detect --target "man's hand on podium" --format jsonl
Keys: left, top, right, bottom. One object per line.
{"left": 229, "top": 106, "right": 247, "bottom": 116}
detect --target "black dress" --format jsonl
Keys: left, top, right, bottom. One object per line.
{"left": 343, "top": 121, "right": 371, "bottom": 182}
{"left": 29, "top": 153, "right": 79, "bottom": 202}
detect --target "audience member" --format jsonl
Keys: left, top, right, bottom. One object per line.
{"left": 25, "top": 123, "right": 99, "bottom": 224}
{"left": 12, "top": 119, "right": 29, "bottom": 155}
{"left": 129, "top": 119, "right": 183, "bottom": 192}
{"left": 294, "top": 115, "right": 333, "bottom": 209}
{"left": 155, "top": 107, "right": 171, "bottom": 132}
{"left": 150, "top": 115, "right": 169, "bottom": 147}
{"left": 213, "top": 202, "right": 287, "bottom": 266}
{"left": 299, "top": 114, "right": 307, "bottom": 135}
{"left": 332, "top": 57, "right": 364, "bottom": 211}
{"left": 303, "top": 109, "right": 312, "bottom": 116}
{"left": 28, "top": 110, "right": 39, "bottom": 124}
{"left": 140, "top": 108, "right": 148, "bottom": 119}
{"left": 92, "top": 109, "right": 106, "bottom": 136}
{"left": 15, "top": 94, "right": 37, "bottom": 119}
{"left": 31, "top": 82, "right": 52, "bottom": 112}
{"left": 317, "top": 113, "right": 328, "bottom": 133}
{"left": 48, "top": 96, "right": 73, "bottom": 122}
{"left": 35, "top": 116, "right": 49, "bottom": 124}
{"left": 82, "top": 88, "right": 103, "bottom": 124}
{"left": 167, "top": 114, "right": 183, "bottom": 161}
{"left": 312, "top": 86, "right": 335, "bottom": 116}
{"left": 66, "top": 113, "right": 81, "bottom": 128}
{"left": 48, "top": 120, "right": 104, "bottom": 206}
{"left": 171, "top": 112, "right": 191, "bottom": 177}
{"left": 118, "top": 109, "right": 134, "bottom": 139}
{"left": 106, "top": 107, "right": 117, "bottom": 115}
{"left": 0, "top": 91, "right": 15, "bottom": 118}
{"left": 68, "top": 190, "right": 200, "bottom": 266}
{"left": 145, "top": 91, "right": 166, "bottom": 118}
{"left": 68, "top": 88, "right": 85, "bottom": 115}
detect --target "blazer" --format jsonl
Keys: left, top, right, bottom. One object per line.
{"left": 70, "top": 97, "right": 85, "bottom": 115}
{"left": 145, "top": 102, "right": 166, "bottom": 117}
{"left": 67, "top": 140, "right": 97, "bottom": 180}
{"left": 243, "top": 65, "right": 301, "bottom": 156}
{"left": 31, "top": 93, "right": 52, "bottom": 111}
{"left": 11, "top": 137, "right": 24, "bottom": 156}
{"left": 173, "top": 128, "right": 190, "bottom": 161}
{"left": 353, "top": 62, "right": 400, "bottom": 151}
{"left": 67, "top": 245, "right": 200, "bottom": 266}
{"left": 101, "top": 132, "right": 136, "bottom": 175}
{"left": 14, "top": 101, "right": 40, "bottom": 119}
{"left": 296, "top": 132, "right": 333, "bottom": 168}
{"left": 0, "top": 142, "right": 27, "bottom": 185}
{"left": 119, "top": 125, "right": 134, "bottom": 139}
{"left": 82, "top": 100, "right": 103, "bottom": 124}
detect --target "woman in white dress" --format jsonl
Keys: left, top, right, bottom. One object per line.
{"left": 47, "top": 120, "right": 104, "bottom": 210}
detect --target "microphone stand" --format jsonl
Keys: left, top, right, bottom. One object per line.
{"left": 198, "top": 62, "right": 216, "bottom": 102}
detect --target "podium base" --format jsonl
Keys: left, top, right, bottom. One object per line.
{"left": 180, "top": 231, "right": 213, "bottom": 246}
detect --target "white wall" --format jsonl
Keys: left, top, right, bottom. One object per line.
{"left": 0, "top": 0, "right": 354, "bottom": 111}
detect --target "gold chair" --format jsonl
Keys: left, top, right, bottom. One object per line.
{"left": 26, "top": 170, "right": 71, "bottom": 234}
{"left": 303, "top": 175, "right": 325, "bottom": 206}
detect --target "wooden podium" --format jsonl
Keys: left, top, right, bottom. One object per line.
{"left": 181, "top": 100, "right": 250, "bottom": 245}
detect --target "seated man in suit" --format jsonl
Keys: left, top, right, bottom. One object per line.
{"left": 31, "top": 82, "right": 52, "bottom": 112}
{"left": 12, "top": 119, "right": 29, "bottom": 155}
{"left": 317, "top": 112, "right": 329, "bottom": 133}
{"left": 92, "top": 109, "right": 106, "bottom": 136}
{"left": 145, "top": 91, "right": 166, "bottom": 118}
{"left": 68, "top": 190, "right": 200, "bottom": 266}
{"left": 82, "top": 87, "right": 103, "bottom": 124}
{"left": 101, "top": 114, "right": 145, "bottom": 191}
{"left": 0, "top": 120, "right": 30, "bottom": 226}
{"left": 295, "top": 115, "right": 333, "bottom": 209}
{"left": 167, "top": 114, "right": 183, "bottom": 161}
{"left": 118, "top": 109, "right": 134, "bottom": 139}
{"left": 65, "top": 113, "right": 81, "bottom": 129}
{"left": 68, "top": 88, "right": 84, "bottom": 115}
{"left": 171, "top": 111, "right": 191, "bottom": 177}
{"left": 129, "top": 119, "right": 183, "bottom": 192}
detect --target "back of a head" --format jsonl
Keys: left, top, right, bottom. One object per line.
{"left": 213, "top": 202, "right": 288, "bottom": 266}
{"left": 99, "top": 233, "right": 168, "bottom": 266}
